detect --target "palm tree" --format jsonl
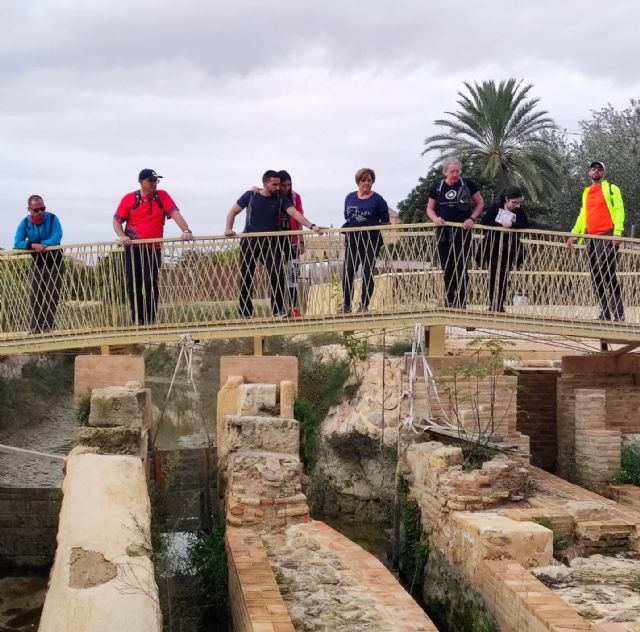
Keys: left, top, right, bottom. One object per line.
{"left": 423, "top": 79, "right": 560, "bottom": 201}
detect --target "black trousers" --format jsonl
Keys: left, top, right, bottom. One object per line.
{"left": 239, "top": 236, "right": 286, "bottom": 316}
{"left": 29, "top": 255, "right": 64, "bottom": 333}
{"left": 486, "top": 234, "right": 520, "bottom": 312}
{"left": 436, "top": 227, "right": 472, "bottom": 308}
{"left": 587, "top": 238, "right": 624, "bottom": 320}
{"left": 125, "top": 245, "right": 162, "bottom": 325}
{"left": 487, "top": 251, "right": 512, "bottom": 312}
{"left": 342, "top": 231, "right": 381, "bottom": 311}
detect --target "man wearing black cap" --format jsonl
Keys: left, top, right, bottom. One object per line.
{"left": 113, "top": 169, "right": 193, "bottom": 325}
{"left": 567, "top": 161, "right": 625, "bottom": 321}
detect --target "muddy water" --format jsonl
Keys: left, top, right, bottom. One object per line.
{"left": 0, "top": 398, "right": 74, "bottom": 488}
{"left": 0, "top": 576, "right": 48, "bottom": 631}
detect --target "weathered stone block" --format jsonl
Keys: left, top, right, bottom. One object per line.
{"left": 236, "top": 383, "right": 277, "bottom": 416}
{"left": 565, "top": 501, "right": 609, "bottom": 522}
{"left": 226, "top": 416, "right": 299, "bottom": 455}
{"left": 451, "top": 512, "right": 553, "bottom": 572}
{"left": 280, "top": 380, "right": 295, "bottom": 419}
{"left": 428, "top": 447, "right": 465, "bottom": 471}
{"left": 73, "top": 426, "right": 144, "bottom": 456}
{"left": 88, "top": 386, "right": 150, "bottom": 430}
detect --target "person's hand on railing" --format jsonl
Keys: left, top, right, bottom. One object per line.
{"left": 181, "top": 230, "right": 194, "bottom": 241}
{"left": 431, "top": 216, "right": 446, "bottom": 227}
{"left": 118, "top": 235, "right": 132, "bottom": 246}
{"left": 31, "top": 243, "right": 47, "bottom": 253}
{"left": 224, "top": 229, "right": 236, "bottom": 237}
{"left": 462, "top": 218, "right": 475, "bottom": 230}
{"left": 566, "top": 237, "right": 575, "bottom": 250}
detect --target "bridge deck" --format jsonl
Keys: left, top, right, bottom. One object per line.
{"left": 2, "top": 224, "right": 639, "bottom": 354}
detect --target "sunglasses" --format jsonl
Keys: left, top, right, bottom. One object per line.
{"left": 590, "top": 165, "right": 604, "bottom": 171}
{"left": 30, "top": 206, "right": 46, "bottom": 213}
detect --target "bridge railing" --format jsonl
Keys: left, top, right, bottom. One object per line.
{"left": 1, "top": 223, "right": 639, "bottom": 352}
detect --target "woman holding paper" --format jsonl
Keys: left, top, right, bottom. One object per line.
{"left": 479, "top": 186, "right": 529, "bottom": 312}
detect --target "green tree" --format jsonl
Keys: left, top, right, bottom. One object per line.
{"left": 423, "top": 79, "right": 561, "bottom": 202}
{"left": 541, "top": 101, "right": 640, "bottom": 234}
{"left": 575, "top": 101, "right": 640, "bottom": 234}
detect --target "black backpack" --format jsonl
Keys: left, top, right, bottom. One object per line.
{"left": 437, "top": 178, "right": 473, "bottom": 212}
{"left": 132, "top": 190, "right": 164, "bottom": 213}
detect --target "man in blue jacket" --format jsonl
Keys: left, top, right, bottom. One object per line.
{"left": 13, "top": 195, "right": 64, "bottom": 333}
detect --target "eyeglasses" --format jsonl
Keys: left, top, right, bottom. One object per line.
{"left": 30, "top": 206, "right": 46, "bottom": 213}
{"left": 143, "top": 178, "right": 158, "bottom": 183}
{"left": 590, "top": 165, "right": 604, "bottom": 172}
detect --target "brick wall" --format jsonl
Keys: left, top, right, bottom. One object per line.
{"left": 226, "top": 528, "right": 295, "bottom": 632}
{"left": 0, "top": 487, "right": 62, "bottom": 570}
{"left": 510, "top": 369, "right": 558, "bottom": 472}
{"left": 574, "top": 389, "right": 621, "bottom": 492}
{"left": 476, "top": 560, "right": 597, "bottom": 632}
{"left": 558, "top": 374, "right": 640, "bottom": 479}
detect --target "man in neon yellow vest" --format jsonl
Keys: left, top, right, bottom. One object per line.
{"left": 566, "top": 160, "right": 625, "bottom": 321}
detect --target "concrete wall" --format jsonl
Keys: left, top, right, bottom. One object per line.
{"left": 0, "top": 487, "right": 62, "bottom": 570}
{"left": 39, "top": 452, "right": 161, "bottom": 632}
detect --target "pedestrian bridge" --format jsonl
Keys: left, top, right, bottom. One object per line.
{"left": 2, "top": 223, "right": 640, "bottom": 355}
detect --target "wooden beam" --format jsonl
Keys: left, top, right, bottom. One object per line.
{"left": 611, "top": 342, "right": 640, "bottom": 356}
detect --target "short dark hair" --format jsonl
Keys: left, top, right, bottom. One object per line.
{"left": 500, "top": 186, "right": 524, "bottom": 205}
{"left": 355, "top": 168, "right": 375, "bottom": 184}
{"left": 27, "top": 195, "right": 44, "bottom": 208}
{"left": 262, "top": 170, "right": 280, "bottom": 184}
{"left": 278, "top": 170, "right": 292, "bottom": 183}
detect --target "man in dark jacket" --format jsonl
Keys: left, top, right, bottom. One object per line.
{"left": 225, "top": 170, "right": 321, "bottom": 318}
{"left": 13, "top": 195, "right": 64, "bottom": 333}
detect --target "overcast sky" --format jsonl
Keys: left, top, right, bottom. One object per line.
{"left": 2, "top": 0, "right": 638, "bottom": 248}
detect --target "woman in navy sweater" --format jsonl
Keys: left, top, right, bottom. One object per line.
{"left": 341, "top": 168, "right": 389, "bottom": 313}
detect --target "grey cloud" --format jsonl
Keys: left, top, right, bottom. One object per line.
{"left": 1, "top": 0, "right": 637, "bottom": 84}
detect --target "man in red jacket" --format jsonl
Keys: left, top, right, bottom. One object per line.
{"left": 113, "top": 169, "right": 193, "bottom": 325}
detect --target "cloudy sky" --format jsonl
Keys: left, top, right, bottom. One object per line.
{"left": 1, "top": 0, "right": 638, "bottom": 247}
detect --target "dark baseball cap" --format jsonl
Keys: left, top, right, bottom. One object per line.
{"left": 589, "top": 161, "right": 605, "bottom": 171}
{"left": 138, "top": 169, "right": 163, "bottom": 181}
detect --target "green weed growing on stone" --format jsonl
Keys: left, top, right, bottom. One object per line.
{"left": 612, "top": 442, "right": 640, "bottom": 485}
{"left": 75, "top": 394, "right": 91, "bottom": 426}
{"left": 401, "top": 497, "right": 429, "bottom": 594}
{"left": 295, "top": 350, "right": 350, "bottom": 469}
{"left": 188, "top": 522, "right": 228, "bottom": 608}
{"left": 387, "top": 340, "right": 413, "bottom": 357}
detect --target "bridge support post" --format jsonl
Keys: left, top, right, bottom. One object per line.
{"left": 426, "top": 325, "right": 445, "bottom": 357}
{"left": 253, "top": 336, "right": 264, "bottom": 356}
{"left": 100, "top": 345, "right": 111, "bottom": 356}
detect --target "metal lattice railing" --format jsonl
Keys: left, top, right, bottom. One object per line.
{"left": 2, "top": 223, "right": 640, "bottom": 354}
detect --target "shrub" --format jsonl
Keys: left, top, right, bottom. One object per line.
{"left": 612, "top": 442, "right": 640, "bottom": 485}
{"left": 188, "top": 523, "right": 228, "bottom": 608}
